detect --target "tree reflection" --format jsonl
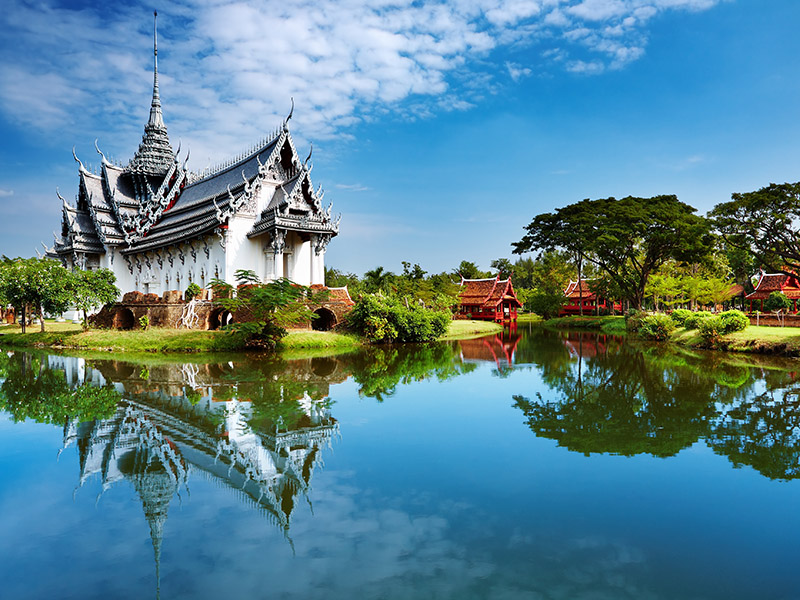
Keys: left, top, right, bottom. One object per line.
{"left": 513, "top": 330, "right": 800, "bottom": 479}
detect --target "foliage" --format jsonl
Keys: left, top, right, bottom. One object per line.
{"left": 711, "top": 181, "right": 800, "bottom": 274}
{"left": 684, "top": 311, "right": 714, "bottom": 330}
{"left": 139, "top": 315, "right": 150, "bottom": 330}
{"left": 514, "top": 195, "right": 714, "bottom": 309}
{"left": 490, "top": 258, "right": 513, "bottom": 279}
{"left": 0, "top": 258, "right": 74, "bottom": 332}
{"left": 718, "top": 310, "right": 749, "bottom": 333}
{"left": 697, "top": 316, "right": 725, "bottom": 342}
{"left": 625, "top": 309, "right": 645, "bottom": 333}
{"left": 764, "top": 291, "right": 792, "bottom": 313}
{"left": 670, "top": 308, "right": 693, "bottom": 326}
{"left": 211, "top": 271, "right": 328, "bottom": 350}
{"left": 454, "top": 260, "right": 490, "bottom": 280}
{"left": 71, "top": 268, "right": 119, "bottom": 329}
{"left": 345, "top": 293, "right": 450, "bottom": 343}
{"left": 638, "top": 314, "right": 676, "bottom": 341}
{"left": 185, "top": 282, "right": 202, "bottom": 301}
{"left": 0, "top": 354, "right": 120, "bottom": 424}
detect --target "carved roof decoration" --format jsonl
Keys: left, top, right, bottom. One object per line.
{"left": 54, "top": 20, "right": 340, "bottom": 264}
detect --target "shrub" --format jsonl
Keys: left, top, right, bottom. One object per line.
{"left": 719, "top": 310, "right": 749, "bottom": 333}
{"left": 639, "top": 314, "right": 676, "bottom": 341}
{"left": 138, "top": 315, "right": 150, "bottom": 330}
{"left": 697, "top": 316, "right": 725, "bottom": 341}
{"left": 346, "top": 294, "right": 450, "bottom": 343}
{"left": 764, "top": 291, "right": 792, "bottom": 313}
{"left": 683, "top": 311, "right": 714, "bottom": 330}
{"left": 670, "top": 308, "right": 693, "bottom": 326}
{"left": 185, "top": 282, "right": 202, "bottom": 302}
{"left": 625, "top": 309, "right": 645, "bottom": 333}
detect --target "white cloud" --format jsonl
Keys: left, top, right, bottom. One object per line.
{"left": 0, "top": 189, "right": 14, "bottom": 198}
{"left": 335, "top": 183, "right": 371, "bottom": 192}
{"left": 0, "top": 0, "right": 724, "bottom": 168}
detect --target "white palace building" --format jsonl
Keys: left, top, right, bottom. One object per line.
{"left": 49, "top": 15, "right": 340, "bottom": 297}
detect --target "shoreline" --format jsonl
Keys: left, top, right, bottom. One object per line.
{"left": 0, "top": 319, "right": 504, "bottom": 355}
{"left": 543, "top": 315, "right": 800, "bottom": 357}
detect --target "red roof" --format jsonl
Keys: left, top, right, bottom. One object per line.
{"left": 564, "top": 279, "right": 598, "bottom": 301}
{"left": 459, "top": 276, "right": 522, "bottom": 309}
{"left": 745, "top": 273, "right": 800, "bottom": 300}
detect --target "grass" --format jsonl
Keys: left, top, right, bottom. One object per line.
{"left": 0, "top": 326, "right": 244, "bottom": 353}
{"left": 671, "top": 324, "right": 800, "bottom": 356}
{"left": 517, "top": 313, "right": 543, "bottom": 324}
{"left": 279, "top": 330, "right": 363, "bottom": 351}
{"left": 543, "top": 315, "right": 627, "bottom": 335}
{"left": 439, "top": 319, "right": 503, "bottom": 341}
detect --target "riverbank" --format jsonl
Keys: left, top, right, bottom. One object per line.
{"left": 672, "top": 325, "right": 800, "bottom": 356}
{"left": 542, "top": 315, "right": 627, "bottom": 335}
{"left": 542, "top": 314, "right": 800, "bottom": 356}
{"left": 0, "top": 319, "right": 502, "bottom": 353}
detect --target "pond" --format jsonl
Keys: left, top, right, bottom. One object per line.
{"left": 1, "top": 326, "right": 799, "bottom": 599}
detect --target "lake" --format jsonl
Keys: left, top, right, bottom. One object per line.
{"left": 1, "top": 326, "right": 799, "bottom": 599}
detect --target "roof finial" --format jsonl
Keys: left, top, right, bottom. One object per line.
{"left": 284, "top": 97, "right": 294, "bottom": 132}
{"left": 148, "top": 10, "right": 164, "bottom": 129}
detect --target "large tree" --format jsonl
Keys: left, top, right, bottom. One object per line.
{"left": 711, "top": 182, "right": 800, "bottom": 274}
{"left": 72, "top": 268, "right": 119, "bottom": 329}
{"left": 0, "top": 258, "right": 73, "bottom": 332}
{"left": 514, "top": 195, "right": 713, "bottom": 309}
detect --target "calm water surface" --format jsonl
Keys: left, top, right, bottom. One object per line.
{"left": 1, "top": 327, "right": 799, "bottom": 599}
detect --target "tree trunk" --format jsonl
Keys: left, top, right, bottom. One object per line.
{"left": 20, "top": 304, "right": 26, "bottom": 334}
{"left": 39, "top": 303, "right": 45, "bottom": 332}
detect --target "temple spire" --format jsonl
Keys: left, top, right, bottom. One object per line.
{"left": 149, "top": 10, "right": 164, "bottom": 129}
{"left": 128, "top": 10, "right": 175, "bottom": 175}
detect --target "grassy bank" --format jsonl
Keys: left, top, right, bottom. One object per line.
{"left": 517, "top": 313, "right": 543, "bottom": 324}
{"left": 439, "top": 319, "right": 503, "bottom": 341}
{"left": 543, "top": 315, "right": 627, "bottom": 335}
{"left": 671, "top": 325, "right": 800, "bottom": 356}
{"left": 0, "top": 318, "right": 501, "bottom": 354}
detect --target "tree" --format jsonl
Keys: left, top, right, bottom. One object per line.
{"left": 490, "top": 258, "right": 513, "bottom": 279}
{"left": 711, "top": 182, "right": 800, "bottom": 274}
{"left": 72, "top": 268, "right": 119, "bottom": 329}
{"left": 211, "top": 270, "right": 329, "bottom": 349}
{"left": 0, "top": 258, "right": 73, "bottom": 332}
{"left": 362, "top": 266, "right": 396, "bottom": 294}
{"left": 454, "top": 260, "right": 488, "bottom": 280}
{"left": 514, "top": 195, "right": 714, "bottom": 310}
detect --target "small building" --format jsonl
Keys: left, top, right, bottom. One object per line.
{"left": 745, "top": 272, "right": 800, "bottom": 312}
{"left": 457, "top": 276, "right": 522, "bottom": 322}
{"left": 560, "top": 278, "right": 620, "bottom": 317}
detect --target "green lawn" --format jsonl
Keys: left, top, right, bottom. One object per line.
{"left": 543, "top": 315, "right": 627, "bottom": 334}
{"left": 439, "top": 319, "right": 503, "bottom": 340}
{"left": 672, "top": 324, "right": 800, "bottom": 355}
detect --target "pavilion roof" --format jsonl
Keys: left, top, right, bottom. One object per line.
{"left": 745, "top": 272, "right": 800, "bottom": 300}
{"left": 459, "top": 276, "right": 522, "bottom": 308}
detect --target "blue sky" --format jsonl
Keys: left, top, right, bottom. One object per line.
{"left": 1, "top": 0, "right": 799, "bottom": 276}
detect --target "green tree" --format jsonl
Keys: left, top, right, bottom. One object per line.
{"left": 454, "top": 260, "right": 488, "bottom": 280}
{"left": 0, "top": 258, "right": 73, "bottom": 332}
{"left": 711, "top": 182, "right": 800, "bottom": 274}
{"left": 211, "top": 270, "right": 328, "bottom": 349}
{"left": 515, "top": 195, "right": 713, "bottom": 309}
{"left": 490, "top": 258, "right": 513, "bottom": 279}
{"left": 362, "top": 266, "right": 396, "bottom": 294}
{"left": 72, "top": 268, "right": 119, "bottom": 329}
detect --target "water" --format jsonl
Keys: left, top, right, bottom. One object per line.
{"left": 1, "top": 327, "right": 799, "bottom": 600}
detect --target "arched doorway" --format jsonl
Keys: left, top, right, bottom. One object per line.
{"left": 114, "top": 308, "right": 135, "bottom": 330}
{"left": 311, "top": 308, "right": 336, "bottom": 331}
{"left": 209, "top": 309, "right": 233, "bottom": 330}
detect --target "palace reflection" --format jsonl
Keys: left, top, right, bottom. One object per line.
{"left": 1, "top": 352, "right": 341, "bottom": 597}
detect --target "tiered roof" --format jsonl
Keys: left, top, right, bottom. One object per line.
{"left": 459, "top": 276, "right": 522, "bottom": 308}
{"left": 745, "top": 272, "right": 800, "bottom": 300}
{"left": 51, "top": 16, "right": 339, "bottom": 263}
{"left": 564, "top": 278, "right": 598, "bottom": 300}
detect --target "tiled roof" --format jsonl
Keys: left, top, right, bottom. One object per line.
{"left": 745, "top": 273, "right": 800, "bottom": 300}
{"left": 459, "top": 277, "right": 522, "bottom": 308}
{"left": 564, "top": 278, "right": 597, "bottom": 300}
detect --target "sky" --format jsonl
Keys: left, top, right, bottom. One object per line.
{"left": 1, "top": 0, "right": 800, "bottom": 276}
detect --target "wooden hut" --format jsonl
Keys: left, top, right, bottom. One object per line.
{"left": 457, "top": 276, "right": 522, "bottom": 322}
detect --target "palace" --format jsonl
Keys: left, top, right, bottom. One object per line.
{"left": 49, "top": 15, "right": 339, "bottom": 300}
